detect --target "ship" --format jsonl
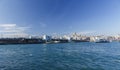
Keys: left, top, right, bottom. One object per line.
{"left": 0, "top": 38, "right": 45, "bottom": 45}
{"left": 51, "top": 39, "right": 69, "bottom": 43}
{"left": 95, "top": 39, "right": 111, "bottom": 43}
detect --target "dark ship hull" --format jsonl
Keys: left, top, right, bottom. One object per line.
{"left": 0, "top": 38, "right": 45, "bottom": 45}
{"left": 71, "top": 40, "right": 89, "bottom": 42}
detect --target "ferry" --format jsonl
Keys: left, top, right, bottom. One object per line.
{"left": 95, "top": 39, "right": 111, "bottom": 43}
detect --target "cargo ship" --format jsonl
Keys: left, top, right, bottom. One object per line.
{"left": 0, "top": 38, "right": 45, "bottom": 45}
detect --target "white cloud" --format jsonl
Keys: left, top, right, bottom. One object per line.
{"left": 0, "top": 24, "right": 16, "bottom": 27}
{"left": 79, "top": 31, "right": 96, "bottom": 35}
{"left": 0, "top": 24, "right": 30, "bottom": 33}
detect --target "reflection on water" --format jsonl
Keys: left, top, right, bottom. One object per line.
{"left": 0, "top": 42, "right": 120, "bottom": 70}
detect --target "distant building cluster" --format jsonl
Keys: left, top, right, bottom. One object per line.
{"left": 0, "top": 32, "right": 120, "bottom": 44}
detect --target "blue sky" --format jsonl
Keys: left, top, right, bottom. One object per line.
{"left": 0, "top": 0, "right": 120, "bottom": 35}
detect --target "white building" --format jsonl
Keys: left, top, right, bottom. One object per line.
{"left": 43, "top": 35, "right": 52, "bottom": 41}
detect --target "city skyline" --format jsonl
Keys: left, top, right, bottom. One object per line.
{"left": 0, "top": 0, "right": 120, "bottom": 35}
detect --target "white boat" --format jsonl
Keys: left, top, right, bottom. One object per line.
{"left": 96, "top": 39, "right": 111, "bottom": 43}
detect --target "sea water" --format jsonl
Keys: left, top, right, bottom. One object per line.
{"left": 0, "top": 42, "right": 120, "bottom": 70}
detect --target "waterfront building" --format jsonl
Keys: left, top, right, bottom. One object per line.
{"left": 42, "top": 35, "right": 52, "bottom": 41}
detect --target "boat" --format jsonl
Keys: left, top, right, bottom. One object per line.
{"left": 95, "top": 39, "right": 111, "bottom": 43}
{"left": 54, "top": 41, "right": 60, "bottom": 43}
{"left": 51, "top": 39, "right": 69, "bottom": 43}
